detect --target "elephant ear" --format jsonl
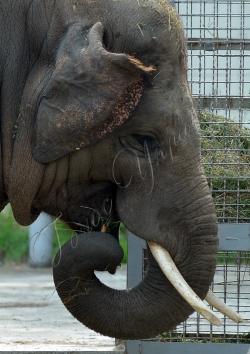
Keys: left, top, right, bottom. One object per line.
{"left": 32, "top": 22, "right": 154, "bottom": 163}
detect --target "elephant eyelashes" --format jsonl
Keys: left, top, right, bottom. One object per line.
{"left": 120, "top": 133, "right": 159, "bottom": 156}
{"left": 134, "top": 134, "right": 154, "bottom": 148}
{"left": 134, "top": 134, "right": 160, "bottom": 154}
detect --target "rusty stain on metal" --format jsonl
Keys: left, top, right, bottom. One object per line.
{"left": 187, "top": 38, "right": 250, "bottom": 51}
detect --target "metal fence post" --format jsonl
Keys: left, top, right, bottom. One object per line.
{"left": 29, "top": 213, "right": 53, "bottom": 267}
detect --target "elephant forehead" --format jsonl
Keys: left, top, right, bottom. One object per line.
{"left": 56, "top": 0, "right": 186, "bottom": 60}
{"left": 133, "top": 82, "right": 194, "bottom": 124}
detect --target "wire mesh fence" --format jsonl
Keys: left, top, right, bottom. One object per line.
{"left": 142, "top": 248, "right": 250, "bottom": 344}
{"left": 174, "top": 0, "right": 250, "bottom": 223}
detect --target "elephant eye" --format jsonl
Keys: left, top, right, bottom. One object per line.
{"left": 132, "top": 134, "right": 154, "bottom": 148}
{"left": 119, "top": 132, "right": 160, "bottom": 158}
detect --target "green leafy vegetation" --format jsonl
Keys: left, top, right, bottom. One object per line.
{"left": 0, "top": 205, "right": 28, "bottom": 264}
{"left": 138, "top": 22, "right": 145, "bottom": 28}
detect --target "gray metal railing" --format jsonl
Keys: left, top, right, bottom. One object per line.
{"left": 126, "top": 228, "right": 250, "bottom": 353}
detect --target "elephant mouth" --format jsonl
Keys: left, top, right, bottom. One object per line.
{"left": 70, "top": 195, "right": 121, "bottom": 238}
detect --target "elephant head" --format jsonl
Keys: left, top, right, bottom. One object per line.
{"left": 4, "top": 0, "right": 226, "bottom": 339}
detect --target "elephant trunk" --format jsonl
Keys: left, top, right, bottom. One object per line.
{"left": 53, "top": 227, "right": 218, "bottom": 339}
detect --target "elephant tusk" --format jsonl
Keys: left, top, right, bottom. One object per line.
{"left": 148, "top": 242, "right": 222, "bottom": 327}
{"left": 205, "top": 289, "right": 243, "bottom": 323}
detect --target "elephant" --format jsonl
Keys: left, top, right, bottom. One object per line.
{"left": 1, "top": 0, "right": 239, "bottom": 341}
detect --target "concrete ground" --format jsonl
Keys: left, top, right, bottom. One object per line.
{"left": 1, "top": 262, "right": 250, "bottom": 352}
{"left": 0, "top": 263, "right": 127, "bottom": 351}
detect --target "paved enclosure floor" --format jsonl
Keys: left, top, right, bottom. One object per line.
{"left": 1, "top": 262, "right": 249, "bottom": 351}
{"left": 0, "top": 263, "right": 127, "bottom": 351}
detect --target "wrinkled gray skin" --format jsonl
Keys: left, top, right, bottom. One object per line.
{"left": 0, "top": 0, "right": 218, "bottom": 339}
